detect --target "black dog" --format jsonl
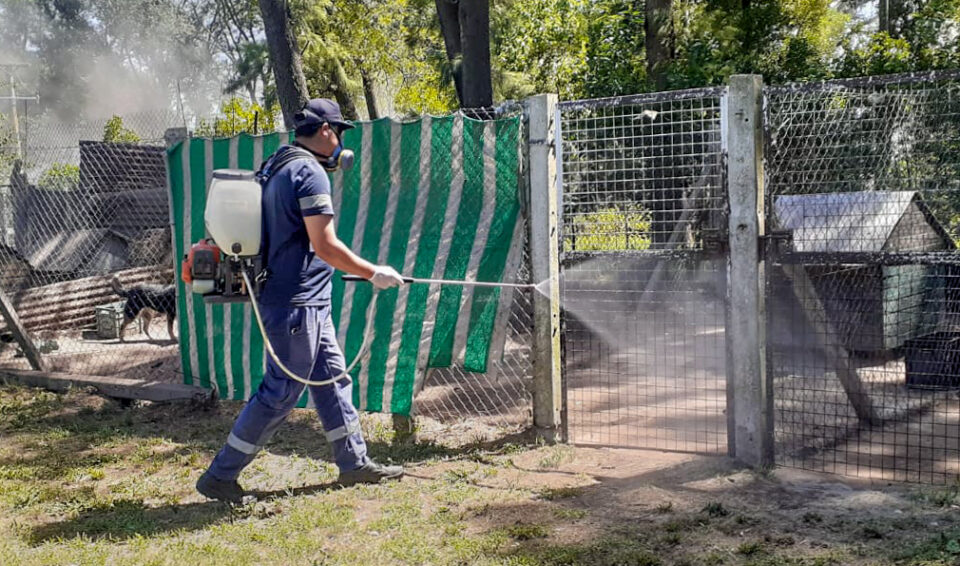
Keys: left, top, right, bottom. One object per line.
{"left": 110, "top": 277, "right": 177, "bottom": 342}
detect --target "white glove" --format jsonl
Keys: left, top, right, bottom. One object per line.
{"left": 369, "top": 265, "right": 405, "bottom": 290}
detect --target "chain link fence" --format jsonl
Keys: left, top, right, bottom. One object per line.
{"left": 765, "top": 70, "right": 960, "bottom": 483}
{"left": 415, "top": 231, "right": 534, "bottom": 435}
{"left": 6, "top": 78, "right": 960, "bottom": 476}
{"left": 0, "top": 101, "right": 534, "bottom": 434}
{"left": 0, "top": 110, "right": 186, "bottom": 381}
{"left": 558, "top": 89, "right": 728, "bottom": 452}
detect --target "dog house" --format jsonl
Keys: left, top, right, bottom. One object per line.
{"left": 773, "top": 191, "right": 955, "bottom": 353}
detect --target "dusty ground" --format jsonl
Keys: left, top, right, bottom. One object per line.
{"left": 2, "top": 383, "right": 960, "bottom": 565}
{"left": 563, "top": 259, "right": 960, "bottom": 485}
{"left": 0, "top": 328, "right": 181, "bottom": 382}
{"left": 0, "top": 325, "right": 533, "bottom": 430}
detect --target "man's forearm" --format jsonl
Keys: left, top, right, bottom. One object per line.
{"left": 315, "top": 238, "right": 376, "bottom": 279}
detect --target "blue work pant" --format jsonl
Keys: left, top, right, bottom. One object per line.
{"left": 207, "top": 304, "right": 367, "bottom": 480}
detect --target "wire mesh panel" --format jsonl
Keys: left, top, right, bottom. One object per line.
{"left": 415, "top": 226, "right": 534, "bottom": 433}
{"left": 559, "top": 88, "right": 728, "bottom": 452}
{"left": 413, "top": 105, "right": 534, "bottom": 433}
{"left": 0, "top": 111, "right": 183, "bottom": 382}
{"left": 765, "top": 71, "right": 960, "bottom": 483}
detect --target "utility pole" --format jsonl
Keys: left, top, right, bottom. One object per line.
{"left": 0, "top": 64, "right": 38, "bottom": 160}
{"left": 0, "top": 64, "right": 37, "bottom": 250}
{"left": 8, "top": 71, "right": 21, "bottom": 159}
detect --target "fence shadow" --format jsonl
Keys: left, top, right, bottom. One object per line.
{"left": 27, "top": 480, "right": 352, "bottom": 545}
{"left": 6, "top": 389, "right": 539, "bottom": 545}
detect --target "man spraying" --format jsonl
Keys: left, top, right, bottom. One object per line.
{"left": 197, "top": 99, "right": 406, "bottom": 504}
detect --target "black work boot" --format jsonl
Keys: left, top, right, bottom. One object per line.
{"left": 337, "top": 457, "right": 404, "bottom": 486}
{"left": 196, "top": 471, "right": 248, "bottom": 504}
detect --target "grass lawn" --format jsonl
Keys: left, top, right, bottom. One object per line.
{"left": 1, "top": 382, "right": 960, "bottom": 565}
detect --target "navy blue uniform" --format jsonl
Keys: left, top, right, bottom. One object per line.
{"left": 207, "top": 145, "right": 368, "bottom": 480}
{"left": 259, "top": 145, "right": 336, "bottom": 306}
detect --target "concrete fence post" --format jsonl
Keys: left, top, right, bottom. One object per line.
{"left": 725, "top": 75, "right": 773, "bottom": 467}
{"left": 523, "top": 94, "right": 562, "bottom": 440}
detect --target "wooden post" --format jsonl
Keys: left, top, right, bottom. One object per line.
{"left": 725, "top": 75, "right": 771, "bottom": 467}
{"left": 780, "top": 264, "right": 879, "bottom": 425}
{"left": 0, "top": 368, "right": 214, "bottom": 404}
{"left": 523, "top": 94, "right": 562, "bottom": 440}
{"left": 0, "top": 288, "right": 45, "bottom": 371}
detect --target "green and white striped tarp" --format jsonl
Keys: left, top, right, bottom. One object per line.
{"left": 166, "top": 114, "right": 524, "bottom": 415}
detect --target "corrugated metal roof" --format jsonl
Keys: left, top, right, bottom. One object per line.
{"left": 24, "top": 229, "right": 129, "bottom": 273}
{"left": 774, "top": 191, "right": 947, "bottom": 253}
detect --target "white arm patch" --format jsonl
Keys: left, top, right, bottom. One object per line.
{"left": 299, "top": 194, "right": 333, "bottom": 210}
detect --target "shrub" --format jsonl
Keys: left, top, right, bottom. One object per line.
{"left": 565, "top": 206, "right": 652, "bottom": 252}
{"left": 38, "top": 163, "right": 80, "bottom": 191}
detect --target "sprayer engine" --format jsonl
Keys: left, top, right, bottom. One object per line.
{"left": 180, "top": 168, "right": 266, "bottom": 303}
{"left": 181, "top": 239, "right": 263, "bottom": 302}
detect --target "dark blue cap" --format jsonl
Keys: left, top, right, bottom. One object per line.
{"left": 293, "top": 98, "right": 355, "bottom": 131}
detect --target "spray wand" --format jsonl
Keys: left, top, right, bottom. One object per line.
{"left": 241, "top": 271, "right": 542, "bottom": 390}
{"left": 340, "top": 274, "right": 541, "bottom": 291}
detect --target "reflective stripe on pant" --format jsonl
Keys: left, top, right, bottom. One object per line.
{"left": 207, "top": 304, "right": 367, "bottom": 480}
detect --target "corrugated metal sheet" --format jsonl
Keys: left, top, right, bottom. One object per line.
{"left": 774, "top": 191, "right": 920, "bottom": 252}
{"left": 22, "top": 229, "right": 129, "bottom": 274}
{"left": 107, "top": 188, "right": 170, "bottom": 237}
{"left": 79, "top": 141, "right": 167, "bottom": 193}
{"left": 3, "top": 265, "right": 174, "bottom": 332}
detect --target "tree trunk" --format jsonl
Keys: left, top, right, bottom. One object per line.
{"left": 435, "top": 0, "right": 464, "bottom": 105}
{"left": 645, "top": 0, "right": 673, "bottom": 91}
{"left": 362, "top": 70, "right": 379, "bottom": 120}
{"left": 458, "top": 0, "right": 493, "bottom": 108}
{"left": 258, "top": 0, "right": 309, "bottom": 129}
{"left": 327, "top": 56, "right": 359, "bottom": 121}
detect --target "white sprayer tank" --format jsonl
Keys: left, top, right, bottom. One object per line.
{"left": 205, "top": 169, "right": 261, "bottom": 256}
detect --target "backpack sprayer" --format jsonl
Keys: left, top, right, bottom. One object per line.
{"left": 181, "top": 165, "right": 370, "bottom": 388}
{"left": 181, "top": 156, "right": 541, "bottom": 389}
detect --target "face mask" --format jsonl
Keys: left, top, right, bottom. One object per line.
{"left": 321, "top": 143, "right": 355, "bottom": 173}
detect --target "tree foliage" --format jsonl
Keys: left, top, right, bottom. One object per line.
{"left": 293, "top": 0, "right": 456, "bottom": 118}
{"left": 102, "top": 116, "right": 141, "bottom": 144}
{"left": 492, "top": 0, "right": 589, "bottom": 100}
{"left": 194, "top": 97, "right": 281, "bottom": 137}
{"left": 1, "top": 0, "right": 959, "bottom": 124}
{"left": 565, "top": 206, "right": 653, "bottom": 252}
{"left": 0, "top": 0, "right": 226, "bottom": 119}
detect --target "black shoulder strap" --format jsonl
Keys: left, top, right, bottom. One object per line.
{"left": 255, "top": 146, "right": 316, "bottom": 285}
{"left": 255, "top": 146, "right": 315, "bottom": 184}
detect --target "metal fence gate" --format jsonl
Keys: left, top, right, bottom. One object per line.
{"left": 765, "top": 71, "right": 960, "bottom": 483}
{"left": 558, "top": 88, "right": 729, "bottom": 452}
